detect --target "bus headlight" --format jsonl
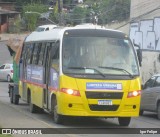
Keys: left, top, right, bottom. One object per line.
{"left": 127, "top": 90, "right": 141, "bottom": 98}
{"left": 67, "top": 89, "right": 74, "bottom": 95}
{"left": 61, "top": 88, "right": 81, "bottom": 96}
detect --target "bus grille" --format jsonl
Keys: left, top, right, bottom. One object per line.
{"left": 85, "top": 92, "right": 123, "bottom": 99}
{"left": 89, "top": 105, "right": 119, "bottom": 111}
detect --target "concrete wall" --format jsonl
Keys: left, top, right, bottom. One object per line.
{"left": 130, "top": 0, "right": 160, "bottom": 19}
{"left": 107, "top": 0, "right": 160, "bottom": 83}
{"left": 105, "top": 20, "right": 129, "bottom": 35}
{"left": 129, "top": 0, "right": 160, "bottom": 83}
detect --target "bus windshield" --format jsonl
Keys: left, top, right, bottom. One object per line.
{"left": 62, "top": 36, "right": 139, "bottom": 78}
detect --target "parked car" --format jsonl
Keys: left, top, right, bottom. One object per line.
{"left": 140, "top": 74, "right": 160, "bottom": 119}
{"left": 0, "top": 64, "right": 13, "bottom": 82}
{"left": 35, "top": 24, "right": 57, "bottom": 32}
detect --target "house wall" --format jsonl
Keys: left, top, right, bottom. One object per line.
{"left": 0, "top": 2, "right": 19, "bottom": 33}
{"left": 0, "top": 14, "right": 8, "bottom": 33}
{"left": 1, "top": 22, "right": 8, "bottom": 32}
{"left": 0, "top": 2, "right": 16, "bottom": 11}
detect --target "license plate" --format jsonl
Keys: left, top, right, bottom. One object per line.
{"left": 98, "top": 100, "right": 112, "bottom": 105}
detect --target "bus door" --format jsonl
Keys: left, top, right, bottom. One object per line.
{"left": 43, "top": 41, "right": 60, "bottom": 109}
{"left": 43, "top": 43, "right": 51, "bottom": 108}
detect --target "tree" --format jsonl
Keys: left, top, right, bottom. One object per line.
{"left": 99, "top": 0, "right": 131, "bottom": 23}
{"left": 84, "top": 0, "right": 131, "bottom": 25}
{"left": 23, "top": 3, "right": 48, "bottom": 31}
{"left": 50, "top": 1, "right": 59, "bottom": 24}
{"left": 0, "top": 0, "right": 16, "bottom": 2}
{"left": 15, "top": 0, "right": 49, "bottom": 11}
{"left": 71, "top": 6, "right": 89, "bottom": 25}
{"left": 62, "top": 0, "right": 130, "bottom": 25}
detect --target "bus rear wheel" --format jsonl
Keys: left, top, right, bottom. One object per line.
{"left": 10, "top": 87, "right": 13, "bottom": 103}
{"left": 9, "top": 86, "right": 19, "bottom": 104}
{"left": 158, "top": 103, "right": 160, "bottom": 120}
{"left": 29, "top": 94, "right": 37, "bottom": 113}
{"left": 118, "top": 117, "right": 131, "bottom": 126}
{"left": 13, "top": 95, "right": 19, "bottom": 105}
{"left": 53, "top": 99, "right": 64, "bottom": 124}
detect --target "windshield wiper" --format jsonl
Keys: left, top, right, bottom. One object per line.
{"left": 99, "top": 66, "right": 134, "bottom": 78}
{"left": 68, "top": 67, "right": 106, "bottom": 77}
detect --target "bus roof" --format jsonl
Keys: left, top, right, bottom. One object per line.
{"left": 25, "top": 25, "right": 126, "bottom": 43}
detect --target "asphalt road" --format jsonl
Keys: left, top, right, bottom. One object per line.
{"left": 0, "top": 41, "right": 160, "bottom": 137}
{"left": 0, "top": 41, "right": 12, "bottom": 64}
{"left": 0, "top": 81, "right": 160, "bottom": 137}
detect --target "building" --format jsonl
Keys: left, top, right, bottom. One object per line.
{"left": 130, "top": 0, "right": 160, "bottom": 83}
{"left": 0, "top": 2, "right": 20, "bottom": 33}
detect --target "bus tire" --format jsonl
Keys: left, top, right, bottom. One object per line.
{"left": 157, "top": 102, "right": 160, "bottom": 120}
{"left": 29, "top": 94, "right": 37, "bottom": 113}
{"left": 118, "top": 117, "right": 131, "bottom": 126}
{"left": 53, "top": 99, "right": 64, "bottom": 124}
{"left": 139, "top": 109, "right": 144, "bottom": 116}
{"left": 10, "top": 87, "right": 13, "bottom": 104}
{"left": 13, "top": 95, "right": 19, "bottom": 105}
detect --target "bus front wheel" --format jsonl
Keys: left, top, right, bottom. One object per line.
{"left": 118, "top": 117, "right": 131, "bottom": 126}
{"left": 53, "top": 99, "right": 64, "bottom": 124}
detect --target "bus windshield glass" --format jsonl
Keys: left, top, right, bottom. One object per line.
{"left": 62, "top": 36, "right": 139, "bottom": 78}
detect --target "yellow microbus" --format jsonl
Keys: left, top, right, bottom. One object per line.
{"left": 19, "top": 25, "right": 141, "bottom": 126}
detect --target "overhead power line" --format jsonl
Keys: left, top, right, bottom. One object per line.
{"left": 115, "top": 6, "right": 160, "bottom": 29}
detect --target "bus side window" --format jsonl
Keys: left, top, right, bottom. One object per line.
{"left": 51, "top": 41, "right": 60, "bottom": 72}
{"left": 21, "top": 44, "right": 28, "bottom": 65}
{"left": 32, "top": 43, "right": 41, "bottom": 65}
{"left": 38, "top": 43, "right": 46, "bottom": 66}
{"left": 27, "top": 43, "right": 34, "bottom": 64}
{"left": 32, "top": 43, "right": 38, "bottom": 65}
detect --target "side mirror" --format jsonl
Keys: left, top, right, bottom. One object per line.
{"left": 141, "top": 84, "right": 144, "bottom": 90}
{"left": 134, "top": 44, "right": 142, "bottom": 67}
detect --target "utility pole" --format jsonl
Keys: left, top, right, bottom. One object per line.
{"left": 58, "top": 0, "right": 61, "bottom": 13}
{"left": 58, "top": 0, "right": 63, "bottom": 25}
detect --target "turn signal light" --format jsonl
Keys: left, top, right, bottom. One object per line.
{"left": 127, "top": 90, "right": 141, "bottom": 98}
{"left": 61, "top": 88, "right": 80, "bottom": 96}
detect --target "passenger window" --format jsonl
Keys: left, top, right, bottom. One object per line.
{"left": 5, "top": 65, "right": 10, "bottom": 69}
{"left": 153, "top": 77, "right": 160, "bottom": 87}
{"left": 52, "top": 43, "right": 59, "bottom": 59}
{"left": 45, "top": 27, "right": 49, "bottom": 31}
{"left": 26, "top": 43, "right": 34, "bottom": 64}
{"left": 21, "top": 44, "right": 28, "bottom": 61}
{"left": 143, "top": 77, "right": 156, "bottom": 89}
{"left": 51, "top": 41, "right": 60, "bottom": 72}
{"left": 38, "top": 43, "right": 46, "bottom": 66}
{"left": 22, "top": 44, "right": 29, "bottom": 66}
{"left": 32, "top": 43, "right": 41, "bottom": 65}
{"left": 32, "top": 43, "right": 38, "bottom": 65}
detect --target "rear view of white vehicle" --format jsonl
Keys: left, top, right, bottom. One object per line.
{"left": 35, "top": 24, "right": 57, "bottom": 32}
{"left": 0, "top": 63, "right": 13, "bottom": 82}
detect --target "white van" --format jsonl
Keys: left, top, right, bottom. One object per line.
{"left": 35, "top": 24, "right": 57, "bottom": 32}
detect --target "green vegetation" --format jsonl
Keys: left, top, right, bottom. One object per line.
{"left": 4, "top": 0, "right": 130, "bottom": 30}
{"left": 0, "top": 134, "right": 12, "bottom": 137}
{"left": 49, "top": 1, "right": 59, "bottom": 24}
{"left": 65, "top": 0, "right": 131, "bottom": 25}
{"left": 0, "top": 125, "right": 12, "bottom": 137}
{"left": 23, "top": 3, "right": 48, "bottom": 31}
